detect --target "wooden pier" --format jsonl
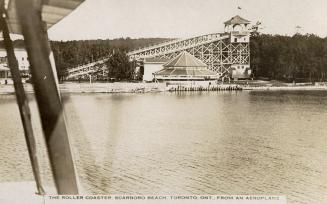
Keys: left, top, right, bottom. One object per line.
{"left": 167, "top": 84, "right": 242, "bottom": 92}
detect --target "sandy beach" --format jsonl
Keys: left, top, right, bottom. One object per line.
{"left": 0, "top": 82, "right": 167, "bottom": 94}
{"left": 1, "top": 81, "right": 327, "bottom": 94}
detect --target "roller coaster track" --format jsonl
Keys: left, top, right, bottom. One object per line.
{"left": 66, "top": 32, "right": 250, "bottom": 79}
{"left": 127, "top": 32, "right": 250, "bottom": 76}
{"left": 128, "top": 33, "right": 228, "bottom": 60}
{"left": 66, "top": 57, "right": 109, "bottom": 79}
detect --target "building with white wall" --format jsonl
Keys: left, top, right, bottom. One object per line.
{"left": 231, "top": 64, "right": 252, "bottom": 80}
{"left": 142, "top": 57, "right": 169, "bottom": 81}
{"left": 0, "top": 48, "right": 30, "bottom": 79}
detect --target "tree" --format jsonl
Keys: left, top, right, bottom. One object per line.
{"left": 250, "top": 33, "right": 327, "bottom": 82}
{"left": 105, "top": 51, "right": 135, "bottom": 80}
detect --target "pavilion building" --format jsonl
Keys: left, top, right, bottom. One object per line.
{"left": 153, "top": 51, "right": 218, "bottom": 81}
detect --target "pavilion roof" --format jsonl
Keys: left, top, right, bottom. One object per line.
{"left": 154, "top": 66, "right": 217, "bottom": 76}
{"left": 164, "top": 51, "right": 207, "bottom": 68}
{"left": 154, "top": 51, "right": 218, "bottom": 77}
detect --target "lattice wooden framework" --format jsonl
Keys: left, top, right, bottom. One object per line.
{"left": 127, "top": 32, "right": 250, "bottom": 77}
{"left": 66, "top": 58, "right": 108, "bottom": 79}
{"left": 66, "top": 32, "right": 250, "bottom": 79}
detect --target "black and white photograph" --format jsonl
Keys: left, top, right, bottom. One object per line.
{"left": 0, "top": 0, "right": 326, "bottom": 204}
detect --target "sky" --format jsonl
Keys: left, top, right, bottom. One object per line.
{"left": 47, "top": 0, "right": 327, "bottom": 41}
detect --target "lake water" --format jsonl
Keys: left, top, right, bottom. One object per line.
{"left": 1, "top": 91, "right": 327, "bottom": 204}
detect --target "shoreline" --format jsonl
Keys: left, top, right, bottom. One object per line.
{"left": 1, "top": 82, "right": 327, "bottom": 94}
{"left": 243, "top": 85, "right": 327, "bottom": 91}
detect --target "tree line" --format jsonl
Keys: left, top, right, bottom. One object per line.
{"left": 251, "top": 34, "right": 327, "bottom": 82}
{"left": 50, "top": 37, "right": 169, "bottom": 79}
{"left": 2, "top": 34, "right": 327, "bottom": 82}
{"left": 51, "top": 34, "right": 327, "bottom": 82}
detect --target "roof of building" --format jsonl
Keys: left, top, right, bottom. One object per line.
{"left": 154, "top": 66, "right": 217, "bottom": 76}
{"left": 163, "top": 51, "right": 207, "bottom": 67}
{"left": 0, "top": 64, "right": 9, "bottom": 71}
{"left": 154, "top": 51, "right": 217, "bottom": 77}
{"left": 0, "top": 47, "right": 26, "bottom": 51}
{"left": 144, "top": 57, "right": 170, "bottom": 64}
{"left": 224, "top": 15, "right": 250, "bottom": 25}
{"left": 0, "top": 40, "right": 26, "bottom": 49}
